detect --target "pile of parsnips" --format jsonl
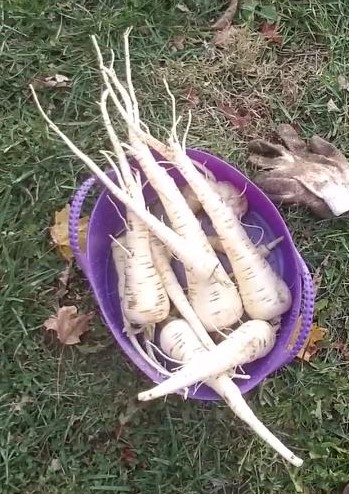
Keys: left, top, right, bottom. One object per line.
{"left": 30, "top": 29, "right": 303, "bottom": 468}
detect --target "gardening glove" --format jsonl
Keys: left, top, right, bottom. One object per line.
{"left": 247, "top": 124, "right": 349, "bottom": 218}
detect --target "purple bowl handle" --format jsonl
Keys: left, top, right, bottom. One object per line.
{"left": 68, "top": 176, "right": 96, "bottom": 275}
{"left": 286, "top": 256, "right": 315, "bottom": 362}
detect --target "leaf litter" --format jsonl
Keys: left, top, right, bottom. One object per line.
{"left": 212, "top": 0, "right": 239, "bottom": 31}
{"left": 157, "top": 25, "right": 326, "bottom": 141}
{"left": 312, "top": 254, "right": 330, "bottom": 295}
{"left": 259, "top": 22, "right": 283, "bottom": 45}
{"left": 212, "top": 25, "right": 243, "bottom": 48}
{"left": 10, "top": 395, "right": 33, "bottom": 413}
{"left": 297, "top": 324, "right": 327, "bottom": 362}
{"left": 43, "top": 305, "right": 93, "bottom": 345}
{"left": 338, "top": 75, "right": 349, "bottom": 92}
{"left": 50, "top": 204, "right": 89, "bottom": 261}
{"left": 169, "top": 35, "right": 186, "bottom": 52}
{"left": 218, "top": 102, "right": 253, "bottom": 129}
{"left": 175, "top": 2, "right": 190, "bottom": 13}
{"left": 56, "top": 262, "right": 72, "bottom": 300}
{"left": 182, "top": 87, "right": 200, "bottom": 107}
{"left": 30, "top": 73, "right": 72, "bottom": 90}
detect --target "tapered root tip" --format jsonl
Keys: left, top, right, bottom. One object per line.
{"left": 290, "top": 455, "right": 304, "bottom": 468}
{"left": 138, "top": 391, "right": 153, "bottom": 402}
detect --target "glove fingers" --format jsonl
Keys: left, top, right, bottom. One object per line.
{"left": 253, "top": 176, "right": 304, "bottom": 200}
{"left": 248, "top": 153, "right": 293, "bottom": 170}
{"left": 248, "top": 154, "right": 275, "bottom": 170}
{"left": 308, "top": 135, "right": 343, "bottom": 159}
{"left": 306, "top": 197, "right": 333, "bottom": 218}
{"left": 255, "top": 175, "right": 333, "bottom": 217}
{"left": 276, "top": 124, "right": 307, "bottom": 152}
{"left": 247, "top": 139, "right": 285, "bottom": 158}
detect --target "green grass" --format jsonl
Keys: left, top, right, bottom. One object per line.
{"left": 1, "top": 0, "right": 349, "bottom": 493}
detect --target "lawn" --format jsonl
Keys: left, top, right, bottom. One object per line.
{"left": 1, "top": 0, "right": 349, "bottom": 493}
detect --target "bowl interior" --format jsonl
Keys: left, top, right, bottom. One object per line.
{"left": 84, "top": 148, "right": 302, "bottom": 400}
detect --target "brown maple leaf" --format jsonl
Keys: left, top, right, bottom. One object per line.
{"left": 43, "top": 306, "right": 93, "bottom": 345}
{"left": 259, "top": 22, "right": 283, "bottom": 46}
{"left": 218, "top": 103, "right": 252, "bottom": 128}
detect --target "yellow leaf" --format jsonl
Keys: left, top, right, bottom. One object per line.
{"left": 50, "top": 205, "right": 89, "bottom": 261}
{"left": 297, "top": 324, "right": 327, "bottom": 362}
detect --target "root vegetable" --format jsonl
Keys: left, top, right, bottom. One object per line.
{"left": 138, "top": 318, "right": 303, "bottom": 468}
{"left": 94, "top": 31, "right": 244, "bottom": 330}
{"left": 122, "top": 211, "right": 170, "bottom": 325}
{"left": 150, "top": 235, "right": 216, "bottom": 350}
{"left": 99, "top": 56, "right": 292, "bottom": 320}
{"left": 209, "top": 374, "right": 303, "bottom": 467}
{"left": 207, "top": 235, "right": 284, "bottom": 258}
{"left": 135, "top": 121, "right": 292, "bottom": 320}
{"left": 138, "top": 319, "right": 276, "bottom": 400}
{"left": 181, "top": 181, "right": 248, "bottom": 218}
{"left": 103, "top": 91, "right": 170, "bottom": 326}
{"left": 30, "top": 87, "right": 222, "bottom": 283}
{"left": 91, "top": 34, "right": 231, "bottom": 289}
{"left": 111, "top": 237, "right": 171, "bottom": 376}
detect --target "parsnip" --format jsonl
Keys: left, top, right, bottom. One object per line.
{"left": 138, "top": 319, "right": 276, "bottom": 400}
{"left": 138, "top": 318, "right": 303, "bottom": 468}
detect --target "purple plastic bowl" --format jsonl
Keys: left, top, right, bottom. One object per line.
{"left": 69, "top": 148, "right": 314, "bottom": 400}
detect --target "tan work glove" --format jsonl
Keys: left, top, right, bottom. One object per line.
{"left": 247, "top": 124, "right": 349, "bottom": 218}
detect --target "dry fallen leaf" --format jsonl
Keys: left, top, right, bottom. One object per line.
{"left": 218, "top": 103, "right": 252, "bottom": 128}
{"left": 50, "top": 204, "right": 89, "bottom": 261}
{"left": 30, "top": 73, "right": 72, "bottom": 90}
{"left": 327, "top": 98, "right": 340, "bottom": 112}
{"left": 338, "top": 75, "right": 349, "bottom": 92}
{"left": 259, "top": 22, "right": 283, "bottom": 45}
{"left": 10, "top": 395, "right": 33, "bottom": 413}
{"left": 44, "top": 305, "right": 93, "bottom": 345}
{"left": 212, "top": 25, "right": 238, "bottom": 47}
{"left": 212, "top": 0, "right": 239, "bottom": 31}
{"left": 183, "top": 87, "right": 200, "bottom": 107}
{"left": 120, "top": 446, "right": 137, "bottom": 467}
{"left": 169, "top": 35, "right": 186, "bottom": 51}
{"left": 56, "top": 263, "right": 72, "bottom": 300}
{"left": 58, "top": 264, "right": 71, "bottom": 288}
{"left": 312, "top": 254, "right": 330, "bottom": 295}
{"left": 297, "top": 324, "right": 327, "bottom": 362}
{"left": 331, "top": 341, "right": 349, "bottom": 361}
{"left": 48, "top": 458, "right": 62, "bottom": 473}
{"left": 176, "top": 2, "right": 190, "bottom": 12}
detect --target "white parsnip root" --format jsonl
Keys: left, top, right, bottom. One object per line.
{"left": 30, "top": 89, "right": 220, "bottom": 284}
{"left": 181, "top": 181, "right": 248, "bottom": 218}
{"left": 138, "top": 319, "right": 276, "bottom": 401}
{"left": 150, "top": 235, "right": 215, "bottom": 350}
{"left": 101, "top": 50, "right": 292, "bottom": 321}
{"left": 31, "top": 30, "right": 303, "bottom": 470}
{"left": 138, "top": 318, "right": 303, "bottom": 468}
{"left": 93, "top": 31, "right": 244, "bottom": 332}
{"left": 111, "top": 237, "right": 171, "bottom": 376}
